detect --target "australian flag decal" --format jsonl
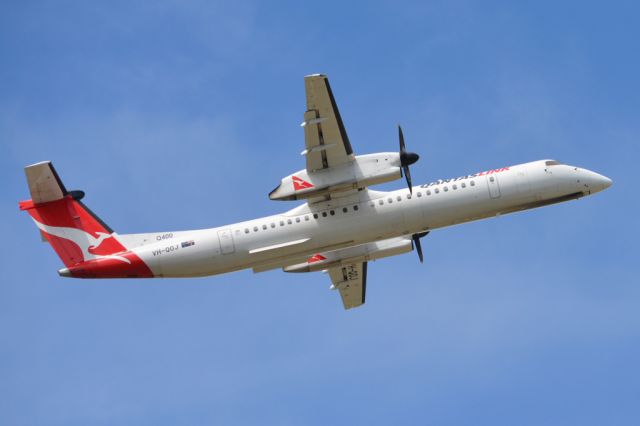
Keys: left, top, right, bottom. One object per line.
{"left": 181, "top": 240, "right": 195, "bottom": 248}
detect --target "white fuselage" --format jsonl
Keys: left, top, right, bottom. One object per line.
{"left": 119, "top": 160, "right": 611, "bottom": 278}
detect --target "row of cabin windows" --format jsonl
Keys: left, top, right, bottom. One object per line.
{"left": 242, "top": 180, "right": 476, "bottom": 234}
{"left": 313, "top": 204, "right": 359, "bottom": 219}
{"left": 373, "top": 180, "right": 476, "bottom": 206}
{"left": 243, "top": 205, "right": 360, "bottom": 234}
{"left": 421, "top": 180, "right": 475, "bottom": 196}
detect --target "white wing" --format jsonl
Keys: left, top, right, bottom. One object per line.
{"left": 302, "top": 74, "right": 355, "bottom": 172}
{"left": 328, "top": 262, "right": 367, "bottom": 310}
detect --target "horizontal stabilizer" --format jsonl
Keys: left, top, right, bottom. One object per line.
{"left": 24, "top": 161, "right": 67, "bottom": 204}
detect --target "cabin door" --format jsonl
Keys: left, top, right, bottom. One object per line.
{"left": 218, "top": 229, "right": 235, "bottom": 254}
{"left": 486, "top": 174, "right": 501, "bottom": 199}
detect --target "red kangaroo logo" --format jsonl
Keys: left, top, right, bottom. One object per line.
{"left": 292, "top": 176, "right": 314, "bottom": 191}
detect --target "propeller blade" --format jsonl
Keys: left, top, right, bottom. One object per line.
{"left": 398, "top": 124, "right": 419, "bottom": 193}
{"left": 404, "top": 164, "right": 413, "bottom": 194}
{"left": 412, "top": 231, "right": 429, "bottom": 263}
{"left": 412, "top": 234, "right": 424, "bottom": 263}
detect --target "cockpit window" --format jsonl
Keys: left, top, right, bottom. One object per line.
{"left": 545, "top": 160, "right": 562, "bottom": 166}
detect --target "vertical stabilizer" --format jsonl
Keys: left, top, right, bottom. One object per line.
{"left": 19, "top": 161, "right": 153, "bottom": 278}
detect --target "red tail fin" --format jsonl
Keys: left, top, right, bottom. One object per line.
{"left": 19, "top": 162, "right": 153, "bottom": 278}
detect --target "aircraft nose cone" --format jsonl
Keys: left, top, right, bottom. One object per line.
{"left": 592, "top": 172, "right": 612, "bottom": 192}
{"left": 583, "top": 170, "right": 612, "bottom": 194}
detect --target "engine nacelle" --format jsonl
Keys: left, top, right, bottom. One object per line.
{"left": 283, "top": 237, "right": 413, "bottom": 273}
{"left": 269, "top": 153, "right": 402, "bottom": 201}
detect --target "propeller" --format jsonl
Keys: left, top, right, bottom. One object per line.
{"left": 398, "top": 125, "right": 420, "bottom": 194}
{"left": 411, "top": 231, "right": 429, "bottom": 263}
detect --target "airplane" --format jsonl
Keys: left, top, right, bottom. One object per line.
{"left": 19, "top": 74, "right": 612, "bottom": 310}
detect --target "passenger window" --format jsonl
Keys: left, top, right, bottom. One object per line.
{"left": 453, "top": 184, "right": 457, "bottom": 190}
{"left": 313, "top": 214, "right": 318, "bottom": 219}
{"left": 435, "top": 188, "right": 440, "bottom": 194}
{"left": 343, "top": 207, "right": 348, "bottom": 213}
{"left": 280, "top": 221, "right": 285, "bottom": 226}
{"left": 388, "top": 198, "right": 393, "bottom": 203}
{"left": 427, "top": 190, "right": 431, "bottom": 195}
{"left": 330, "top": 210, "right": 335, "bottom": 216}
{"left": 295, "top": 217, "right": 300, "bottom": 223}
{"left": 461, "top": 182, "right": 466, "bottom": 188}
{"left": 396, "top": 196, "right": 401, "bottom": 202}
{"left": 304, "top": 215, "right": 309, "bottom": 221}
{"left": 379, "top": 199, "right": 384, "bottom": 205}
{"left": 270, "top": 223, "right": 275, "bottom": 228}
{"left": 353, "top": 205, "right": 359, "bottom": 211}
{"left": 287, "top": 219, "right": 292, "bottom": 224}
{"left": 245, "top": 228, "right": 250, "bottom": 234}
{"left": 444, "top": 186, "right": 448, "bottom": 192}
{"left": 406, "top": 194, "right": 411, "bottom": 199}
{"left": 417, "top": 192, "right": 422, "bottom": 197}
{"left": 490, "top": 176, "right": 495, "bottom": 182}
{"left": 322, "top": 212, "right": 327, "bottom": 217}
{"left": 262, "top": 224, "right": 267, "bottom": 230}
{"left": 470, "top": 181, "right": 475, "bottom": 186}
{"left": 253, "top": 226, "right": 258, "bottom": 232}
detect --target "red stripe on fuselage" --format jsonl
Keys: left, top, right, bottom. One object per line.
{"left": 63, "top": 252, "right": 154, "bottom": 278}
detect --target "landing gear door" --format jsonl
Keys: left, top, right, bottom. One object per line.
{"left": 218, "top": 229, "right": 235, "bottom": 254}
{"left": 486, "top": 174, "right": 501, "bottom": 199}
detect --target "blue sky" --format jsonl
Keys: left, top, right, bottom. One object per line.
{"left": 1, "top": 1, "right": 638, "bottom": 424}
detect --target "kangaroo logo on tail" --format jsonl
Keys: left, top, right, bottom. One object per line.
{"left": 32, "top": 219, "right": 131, "bottom": 264}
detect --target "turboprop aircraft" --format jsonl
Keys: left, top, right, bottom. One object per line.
{"left": 19, "top": 74, "right": 612, "bottom": 309}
